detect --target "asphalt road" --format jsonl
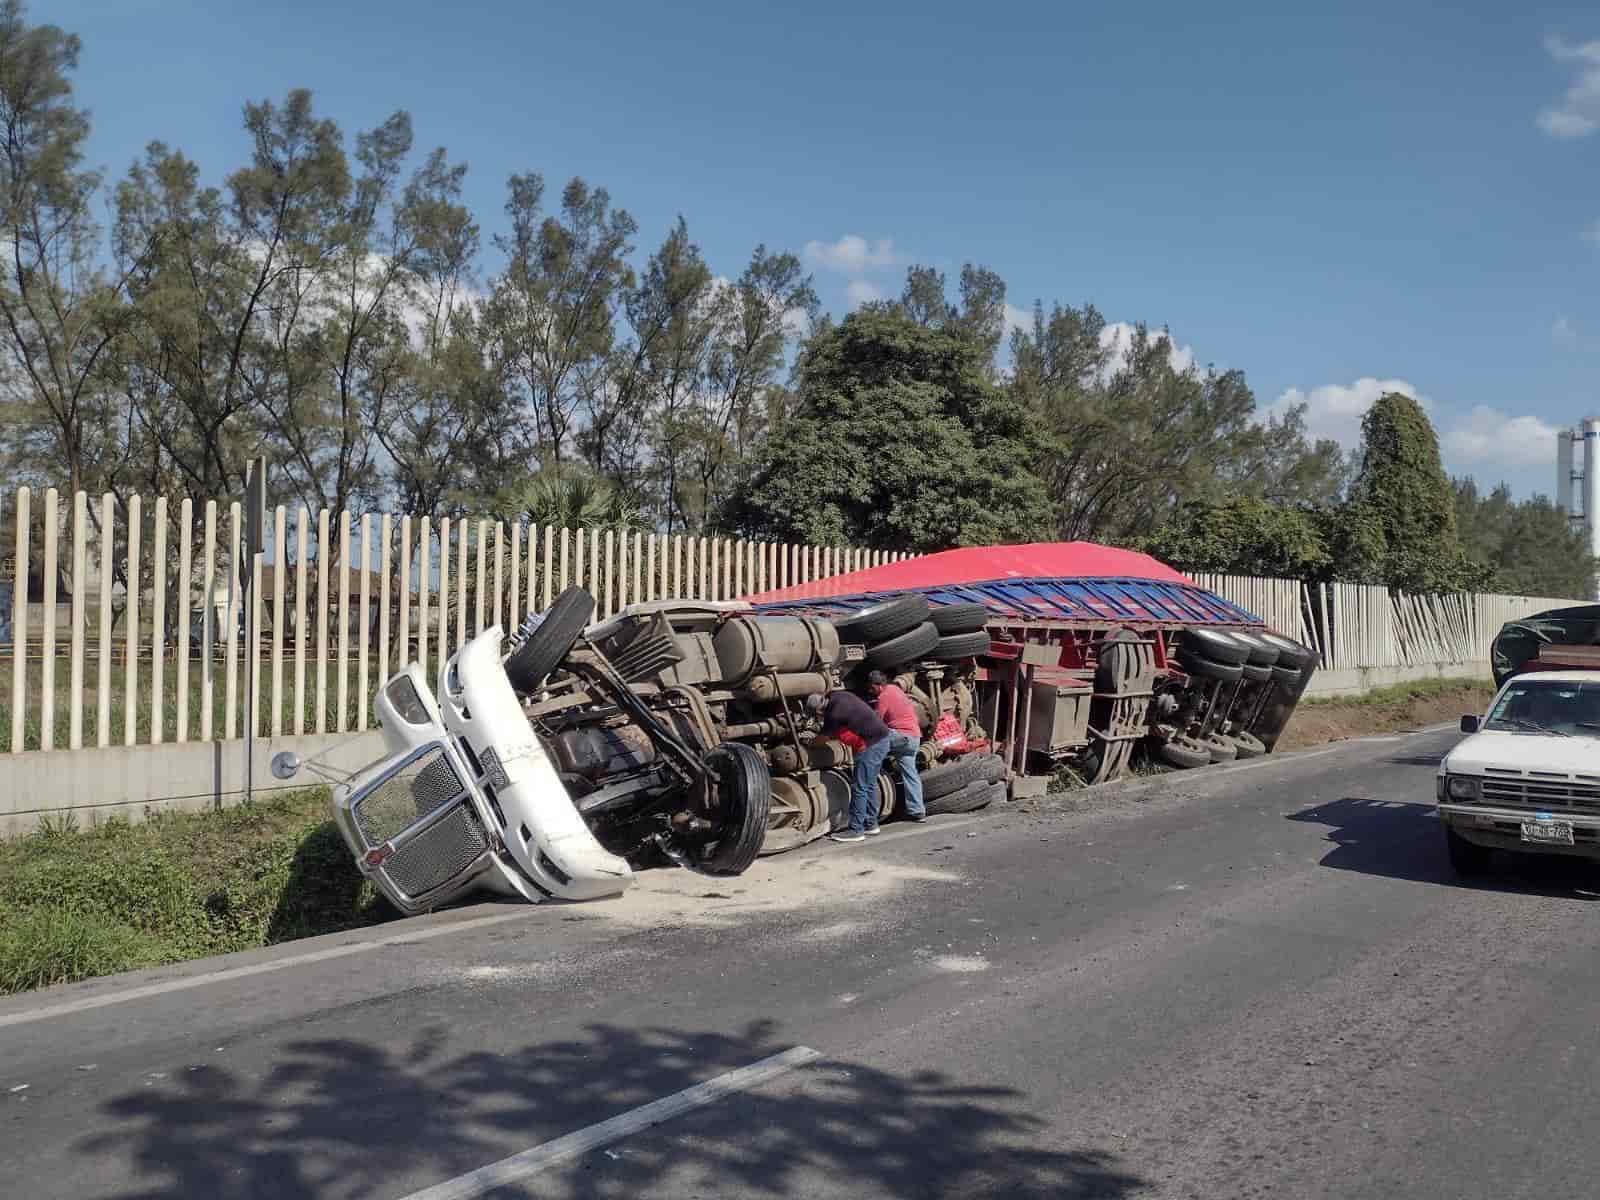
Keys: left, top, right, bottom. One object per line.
{"left": 6, "top": 725, "right": 1600, "bottom": 1200}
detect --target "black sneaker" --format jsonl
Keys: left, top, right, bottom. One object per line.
{"left": 907, "top": 813, "right": 928, "bottom": 823}
{"left": 829, "top": 830, "right": 866, "bottom": 844}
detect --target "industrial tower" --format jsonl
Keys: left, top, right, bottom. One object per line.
{"left": 1557, "top": 421, "right": 1600, "bottom": 600}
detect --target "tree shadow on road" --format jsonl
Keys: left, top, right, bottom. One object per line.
{"left": 1288, "top": 796, "right": 1600, "bottom": 900}
{"left": 76, "top": 1018, "right": 1146, "bottom": 1200}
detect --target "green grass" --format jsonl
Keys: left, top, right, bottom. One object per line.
{"left": 0, "top": 789, "right": 394, "bottom": 995}
{"left": 1300, "top": 676, "right": 1493, "bottom": 708}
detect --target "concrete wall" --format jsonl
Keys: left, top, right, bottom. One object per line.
{"left": 0, "top": 729, "right": 385, "bottom": 838}
{"left": 1301, "top": 661, "right": 1489, "bottom": 700}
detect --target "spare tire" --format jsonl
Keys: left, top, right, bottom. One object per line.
{"left": 931, "top": 630, "right": 991, "bottom": 661}
{"left": 926, "top": 778, "right": 1005, "bottom": 816}
{"left": 1180, "top": 628, "right": 1251, "bottom": 666}
{"left": 694, "top": 742, "right": 772, "bottom": 876}
{"left": 929, "top": 602, "right": 989, "bottom": 635}
{"left": 504, "top": 587, "right": 594, "bottom": 692}
{"left": 922, "top": 752, "right": 1006, "bottom": 800}
{"left": 835, "top": 594, "right": 930, "bottom": 643}
{"left": 866, "top": 621, "right": 939, "bottom": 670}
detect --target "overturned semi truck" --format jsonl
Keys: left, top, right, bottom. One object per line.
{"left": 315, "top": 541, "right": 1318, "bottom": 915}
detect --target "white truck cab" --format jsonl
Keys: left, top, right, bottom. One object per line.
{"left": 1436, "top": 670, "right": 1600, "bottom": 873}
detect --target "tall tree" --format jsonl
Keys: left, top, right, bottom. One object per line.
{"left": 723, "top": 308, "right": 1052, "bottom": 550}
{"left": 485, "top": 176, "right": 636, "bottom": 468}
{"left": 0, "top": 1, "right": 140, "bottom": 496}
{"left": 1454, "top": 479, "right": 1594, "bottom": 599}
{"left": 1350, "top": 392, "right": 1485, "bottom": 591}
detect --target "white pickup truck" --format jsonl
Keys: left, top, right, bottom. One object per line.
{"left": 1436, "top": 670, "right": 1600, "bottom": 873}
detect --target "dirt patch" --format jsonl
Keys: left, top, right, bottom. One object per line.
{"left": 1274, "top": 679, "right": 1492, "bottom": 751}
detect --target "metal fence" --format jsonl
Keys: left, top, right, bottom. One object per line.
{"left": 0, "top": 486, "right": 1582, "bottom": 755}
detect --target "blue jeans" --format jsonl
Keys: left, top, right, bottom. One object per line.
{"left": 889, "top": 732, "right": 924, "bottom": 817}
{"left": 851, "top": 733, "right": 924, "bottom": 830}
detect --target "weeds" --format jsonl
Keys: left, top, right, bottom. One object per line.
{"left": 0, "top": 789, "right": 393, "bottom": 996}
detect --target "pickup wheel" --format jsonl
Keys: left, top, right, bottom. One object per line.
{"left": 694, "top": 742, "right": 773, "bottom": 876}
{"left": 504, "top": 587, "right": 594, "bottom": 693}
{"left": 1444, "top": 825, "right": 1493, "bottom": 876}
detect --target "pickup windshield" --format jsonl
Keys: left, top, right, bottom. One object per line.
{"left": 1483, "top": 679, "right": 1600, "bottom": 737}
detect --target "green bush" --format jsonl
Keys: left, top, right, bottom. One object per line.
{"left": 0, "top": 790, "right": 394, "bottom": 995}
{"left": 0, "top": 906, "right": 170, "bottom": 993}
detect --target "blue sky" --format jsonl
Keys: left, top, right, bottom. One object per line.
{"left": 52, "top": 0, "right": 1600, "bottom": 499}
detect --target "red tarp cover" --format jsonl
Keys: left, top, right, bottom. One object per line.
{"left": 744, "top": 541, "right": 1192, "bottom": 603}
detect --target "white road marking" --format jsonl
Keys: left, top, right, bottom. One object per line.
{"left": 0, "top": 910, "right": 535, "bottom": 1030}
{"left": 395, "top": 1046, "right": 821, "bottom": 1200}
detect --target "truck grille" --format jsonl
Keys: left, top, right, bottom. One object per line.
{"left": 382, "top": 804, "right": 489, "bottom": 899}
{"left": 1479, "top": 772, "right": 1600, "bottom": 814}
{"left": 353, "top": 748, "right": 463, "bottom": 847}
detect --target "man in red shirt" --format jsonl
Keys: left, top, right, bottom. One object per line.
{"left": 866, "top": 669, "right": 926, "bottom": 823}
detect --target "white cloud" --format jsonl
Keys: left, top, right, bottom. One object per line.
{"left": 845, "top": 279, "right": 884, "bottom": 308}
{"left": 804, "top": 235, "right": 898, "bottom": 274}
{"left": 1442, "top": 406, "right": 1562, "bottom": 467}
{"left": 1539, "top": 36, "right": 1600, "bottom": 138}
{"left": 1098, "top": 321, "right": 1196, "bottom": 376}
{"left": 1262, "top": 377, "right": 1428, "bottom": 449}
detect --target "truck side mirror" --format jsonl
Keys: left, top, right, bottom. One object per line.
{"left": 1459, "top": 715, "right": 1480, "bottom": 734}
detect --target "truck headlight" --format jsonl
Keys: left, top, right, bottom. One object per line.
{"left": 1446, "top": 776, "right": 1481, "bottom": 801}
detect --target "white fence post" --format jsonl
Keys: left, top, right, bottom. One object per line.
{"left": 10, "top": 487, "right": 28, "bottom": 753}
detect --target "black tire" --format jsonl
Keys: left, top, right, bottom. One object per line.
{"left": 1242, "top": 661, "right": 1272, "bottom": 683}
{"left": 1233, "top": 731, "right": 1266, "bottom": 758}
{"left": 503, "top": 587, "right": 595, "bottom": 692}
{"left": 835, "top": 594, "right": 930, "bottom": 643}
{"left": 867, "top": 621, "right": 939, "bottom": 670}
{"left": 1204, "top": 733, "right": 1237, "bottom": 762}
{"left": 1176, "top": 650, "right": 1243, "bottom": 684}
{"left": 1259, "top": 633, "right": 1317, "bottom": 672}
{"left": 1158, "top": 738, "right": 1212, "bottom": 770}
{"left": 926, "top": 777, "right": 1004, "bottom": 816}
{"left": 1271, "top": 664, "right": 1303, "bottom": 688}
{"left": 1444, "top": 825, "right": 1493, "bottom": 877}
{"left": 1180, "top": 628, "right": 1251, "bottom": 666}
{"left": 931, "top": 630, "right": 991, "bottom": 661}
{"left": 929, "top": 602, "right": 989, "bottom": 635}
{"left": 695, "top": 743, "right": 772, "bottom": 876}
{"left": 922, "top": 752, "right": 1006, "bottom": 800}
{"left": 1229, "top": 632, "right": 1280, "bottom": 668}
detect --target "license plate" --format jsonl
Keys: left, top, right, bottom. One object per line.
{"left": 1521, "top": 818, "right": 1575, "bottom": 846}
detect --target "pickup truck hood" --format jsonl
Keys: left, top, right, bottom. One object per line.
{"left": 1445, "top": 729, "right": 1600, "bottom": 777}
